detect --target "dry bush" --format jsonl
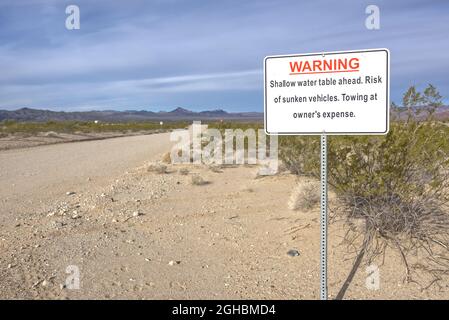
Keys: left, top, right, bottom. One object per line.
{"left": 208, "top": 164, "right": 222, "bottom": 173}
{"left": 288, "top": 180, "right": 320, "bottom": 211}
{"left": 178, "top": 167, "right": 189, "bottom": 175}
{"left": 277, "top": 161, "right": 289, "bottom": 173}
{"left": 147, "top": 163, "right": 167, "bottom": 174}
{"left": 161, "top": 152, "right": 172, "bottom": 164}
{"left": 191, "top": 174, "right": 208, "bottom": 185}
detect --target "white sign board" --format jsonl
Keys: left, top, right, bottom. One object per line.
{"left": 264, "top": 48, "right": 390, "bottom": 135}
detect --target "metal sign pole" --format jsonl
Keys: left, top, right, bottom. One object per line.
{"left": 320, "top": 133, "right": 328, "bottom": 300}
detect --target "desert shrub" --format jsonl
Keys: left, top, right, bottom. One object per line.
{"left": 178, "top": 167, "right": 189, "bottom": 175}
{"left": 329, "top": 122, "right": 449, "bottom": 270}
{"left": 279, "top": 135, "right": 319, "bottom": 175}
{"left": 191, "top": 174, "right": 208, "bottom": 185}
{"left": 208, "top": 164, "right": 222, "bottom": 173}
{"left": 161, "top": 152, "right": 172, "bottom": 164}
{"left": 288, "top": 180, "right": 320, "bottom": 211}
{"left": 280, "top": 85, "right": 449, "bottom": 291}
{"left": 147, "top": 163, "right": 167, "bottom": 174}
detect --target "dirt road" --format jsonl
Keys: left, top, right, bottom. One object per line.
{"left": 0, "top": 132, "right": 175, "bottom": 224}
{"left": 1, "top": 133, "right": 448, "bottom": 299}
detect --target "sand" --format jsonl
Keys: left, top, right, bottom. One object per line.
{"left": 0, "top": 132, "right": 448, "bottom": 299}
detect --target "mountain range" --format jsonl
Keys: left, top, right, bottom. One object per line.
{"left": 0, "top": 107, "right": 263, "bottom": 122}
{"left": 1, "top": 106, "right": 448, "bottom": 123}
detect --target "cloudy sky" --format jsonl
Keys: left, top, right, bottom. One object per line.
{"left": 0, "top": 0, "right": 448, "bottom": 111}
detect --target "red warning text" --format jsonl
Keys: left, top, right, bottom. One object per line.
{"left": 289, "top": 58, "right": 360, "bottom": 75}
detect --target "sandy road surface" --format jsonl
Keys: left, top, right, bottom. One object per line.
{"left": 0, "top": 132, "right": 176, "bottom": 223}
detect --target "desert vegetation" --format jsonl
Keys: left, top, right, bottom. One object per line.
{"left": 191, "top": 174, "right": 208, "bottom": 185}
{"left": 146, "top": 162, "right": 168, "bottom": 174}
{"left": 178, "top": 167, "right": 190, "bottom": 175}
{"left": 0, "top": 120, "right": 188, "bottom": 135}
{"left": 288, "top": 179, "right": 321, "bottom": 211}
{"left": 279, "top": 84, "right": 449, "bottom": 297}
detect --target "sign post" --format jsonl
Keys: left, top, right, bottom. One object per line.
{"left": 320, "top": 133, "right": 327, "bottom": 300}
{"left": 264, "top": 48, "right": 390, "bottom": 300}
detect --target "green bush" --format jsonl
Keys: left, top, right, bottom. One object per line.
{"left": 281, "top": 121, "right": 449, "bottom": 207}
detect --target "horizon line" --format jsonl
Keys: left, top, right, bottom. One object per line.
{"left": 0, "top": 106, "right": 265, "bottom": 113}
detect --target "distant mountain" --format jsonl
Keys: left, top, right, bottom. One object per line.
{"left": 3, "top": 105, "right": 446, "bottom": 123}
{"left": 199, "top": 109, "right": 228, "bottom": 117}
{"left": 0, "top": 107, "right": 263, "bottom": 122}
{"left": 167, "top": 107, "right": 195, "bottom": 115}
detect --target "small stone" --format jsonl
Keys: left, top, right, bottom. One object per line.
{"left": 66, "top": 191, "right": 75, "bottom": 196}
{"left": 132, "top": 211, "right": 143, "bottom": 217}
{"left": 41, "top": 280, "right": 48, "bottom": 287}
{"left": 287, "top": 249, "right": 300, "bottom": 257}
{"left": 168, "top": 260, "right": 181, "bottom": 266}
{"left": 51, "top": 221, "right": 66, "bottom": 229}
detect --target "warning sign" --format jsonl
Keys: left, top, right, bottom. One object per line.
{"left": 264, "top": 48, "right": 390, "bottom": 135}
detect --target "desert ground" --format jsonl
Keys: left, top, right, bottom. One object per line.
{"left": 1, "top": 131, "right": 448, "bottom": 300}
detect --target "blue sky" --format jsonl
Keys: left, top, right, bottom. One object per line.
{"left": 0, "top": 0, "right": 448, "bottom": 112}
